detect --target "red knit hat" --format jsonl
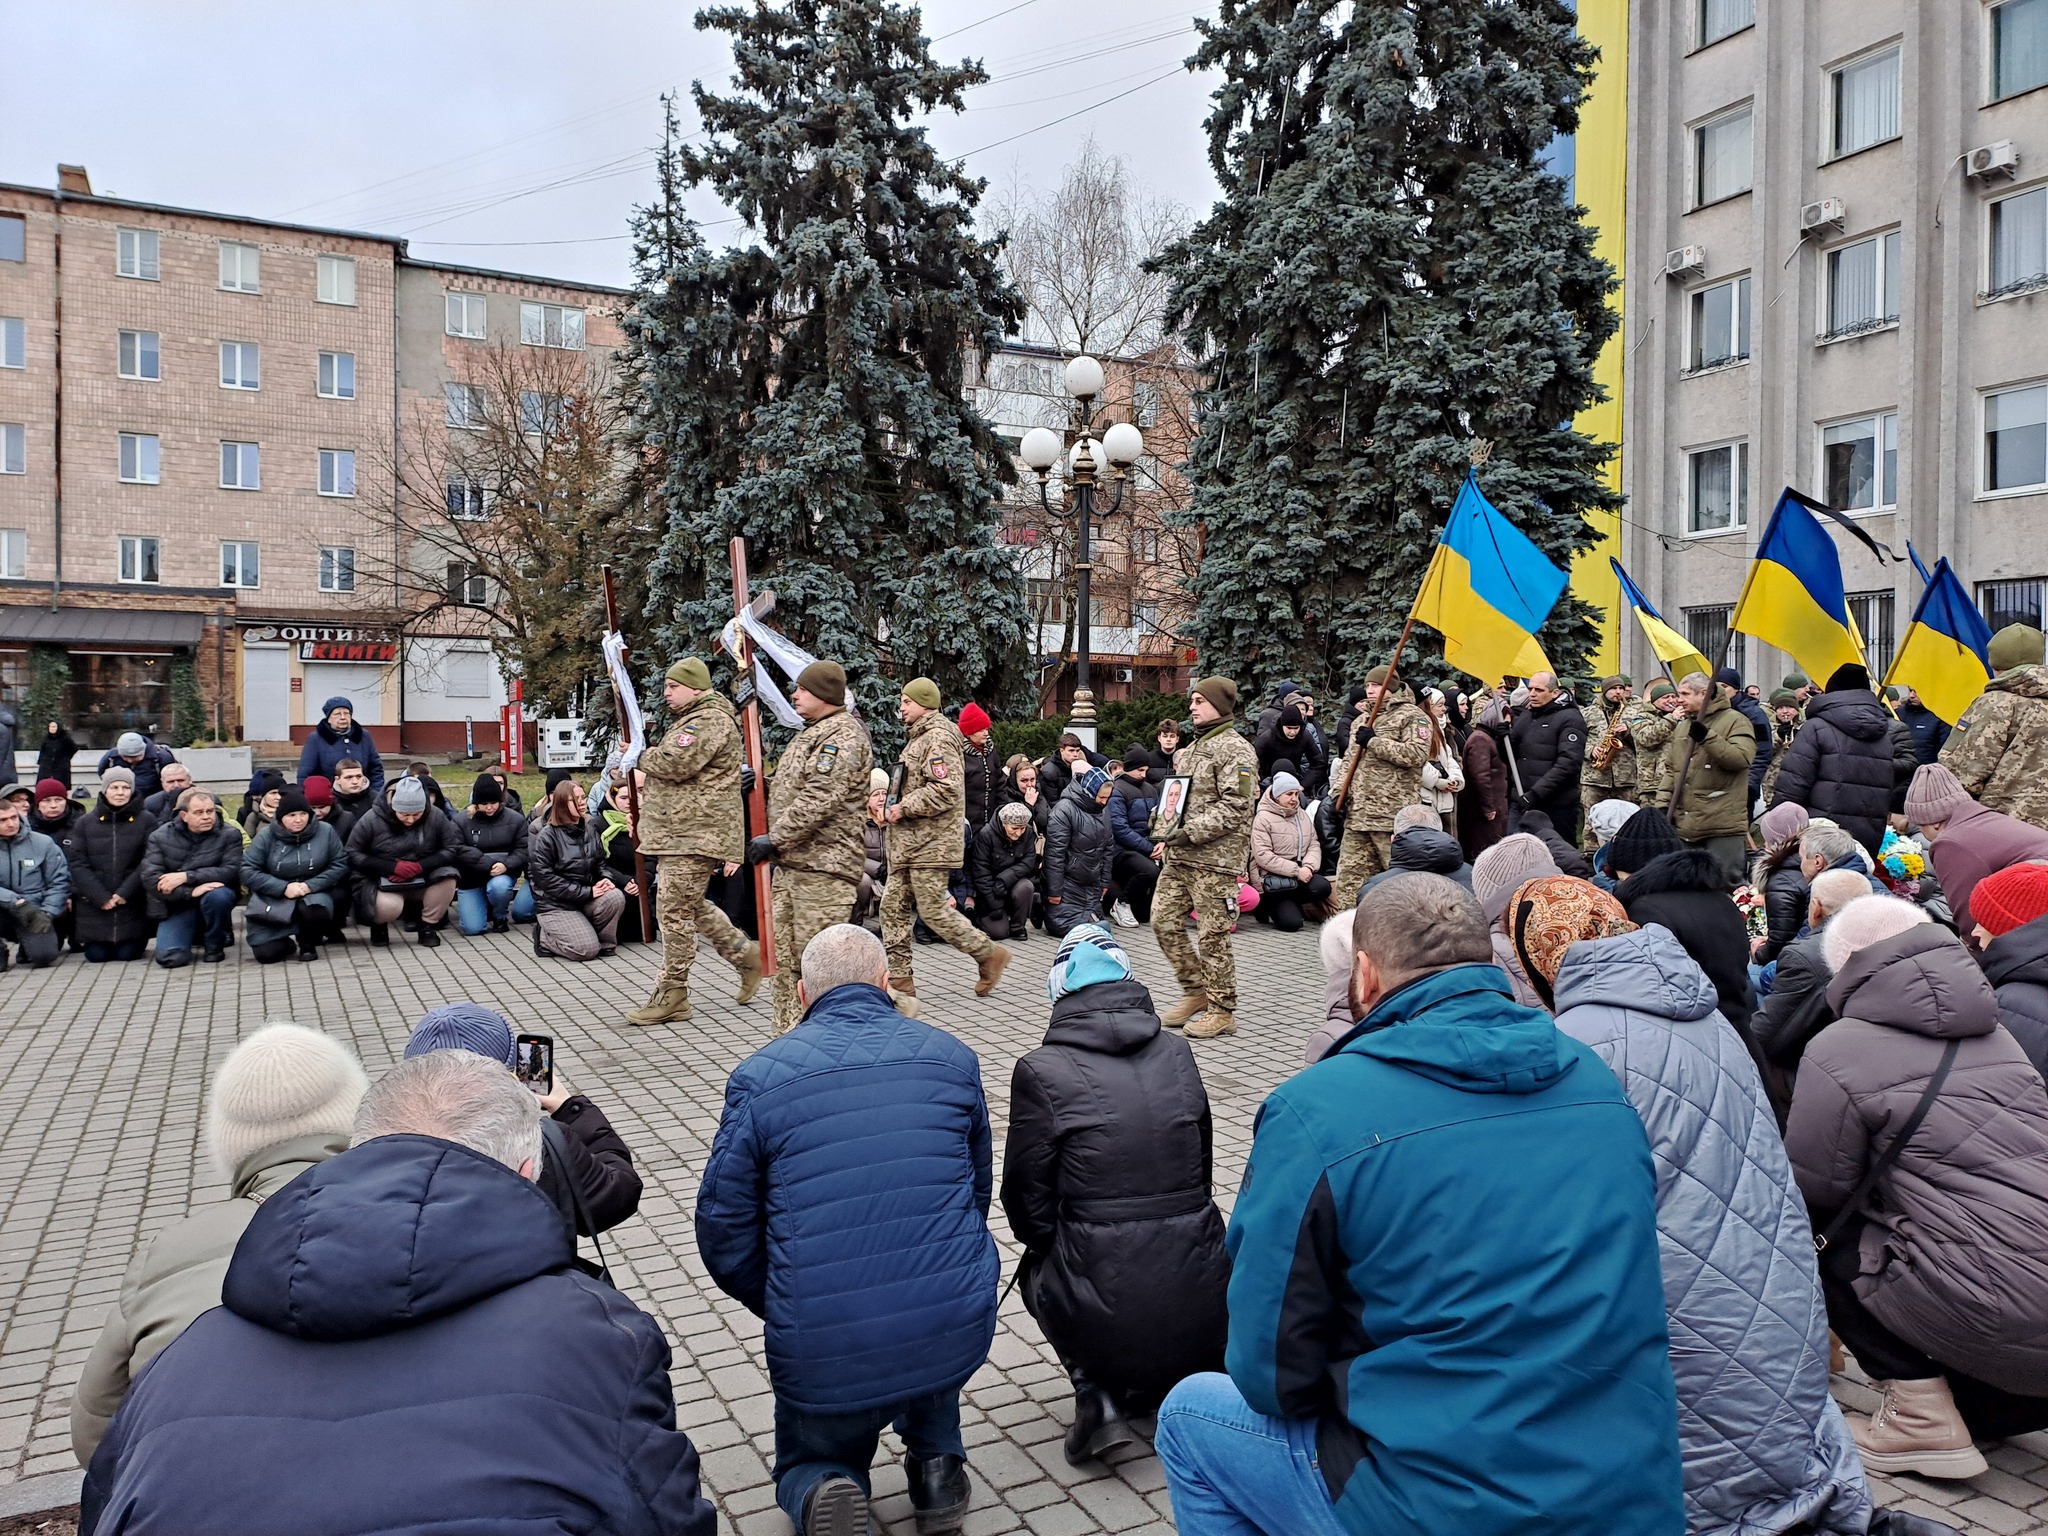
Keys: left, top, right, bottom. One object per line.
{"left": 34, "top": 778, "right": 67, "bottom": 801}
{"left": 958, "top": 702, "right": 992, "bottom": 737}
{"left": 301, "top": 775, "right": 335, "bottom": 810}
{"left": 1972, "top": 863, "right": 2048, "bottom": 938}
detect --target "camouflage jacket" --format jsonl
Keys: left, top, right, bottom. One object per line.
{"left": 636, "top": 691, "right": 744, "bottom": 859}
{"left": 1334, "top": 699, "right": 1432, "bottom": 829}
{"left": 768, "top": 707, "right": 872, "bottom": 882}
{"left": 1582, "top": 699, "right": 1639, "bottom": 791}
{"left": 1161, "top": 721, "right": 1259, "bottom": 876}
{"left": 1757, "top": 717, "right": 1802, "bottom": 811}
{"left": 1941, "top": 665, "right": 2048, "bottom": 830}
{"left": 887, "top": 711, "right": 968, "bottom": 871}
{"left": 1628, "top": 702, "right": 1681, "bottom": 808}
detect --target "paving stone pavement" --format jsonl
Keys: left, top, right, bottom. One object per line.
{"left": 2, "top": 915, "right": 2046, "bottom": 1534}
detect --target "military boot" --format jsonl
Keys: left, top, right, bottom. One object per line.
{"left": 626, "top": 983, "right": 692, "bottom": 1027}
{"left": 889, "top": 972, "right": 919, "bottom": 997}
{"left": 974, "top": 944, "right": 1013, "bottom": 997}
{"left": 1186, "top": 1007, "right": 1236, "bottom": 1040}
{"left": 734, "top": 941, "right": 764, "bottom": 1004}
{"left": 1161, "top": 989, "right": 1209, "bottom": 1029}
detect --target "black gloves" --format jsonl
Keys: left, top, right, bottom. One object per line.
{"left": 740, "top": 765, "right": 756, "bottom": 796}
{"left": 1512, "top": 793, "right": 1531, "bottom": 812}
{"left": 1352, "top": 726, "right": 1376, "bottom": 747}
{"left": 745, "top": 834, "right": 778, "bottom": 866}
{"left": 1689, "top": 720, "right": 1709, "bottom": 743}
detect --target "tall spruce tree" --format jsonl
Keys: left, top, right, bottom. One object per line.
{"left": 1153, "top": 0, "right": 1619, "bottom": 700}
{"left": 622, "top": 3, "right": 1033, "bottom": 747}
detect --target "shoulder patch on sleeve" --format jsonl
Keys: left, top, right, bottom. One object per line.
{"left": 813, "top": 742, "right": 840, "bottom": 773}
{"left": 672, "top": 729, "right": 696, "bottom": 748}
{"left": 1238, "top": 769, "right": 1255, "bottom": 798}
{"left": 929, "top": 759, "right": 948, "bottom": 779}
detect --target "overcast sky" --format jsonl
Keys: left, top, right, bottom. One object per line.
{"left": 3, "top": 0, "right": 1221, "bottom": 288}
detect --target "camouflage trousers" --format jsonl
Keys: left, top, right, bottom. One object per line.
{"left": 1152, "top": 860, "right": 1239, "bottom": 1012}
{"left": 882, "top": 865, "right": 995, "bottom": 979}
{"left": 772, "top": 868, "right": 858, "bottom": 1034}
{"left": 655, "top": 854, "right": 752, "bottom": 997}
{"left": 1332, "top": 828, "right": 1395, "bottom": 909}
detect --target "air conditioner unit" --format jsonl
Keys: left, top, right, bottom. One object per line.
{"left": 1114, "top": 668, "right": 1135, "bottom": 683}
{"left": 1969, "top": 140, "right": 2021, "bottom": 180}
{"left": 1800, "top": 198, "right": 1846, "bottom": 235}
{"left": 1664, "top": 245, "right": 1707, "bottom": 279}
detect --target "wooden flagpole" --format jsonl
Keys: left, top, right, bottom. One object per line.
{"left": 727, "top": 537, "right": 777, "bottom": 977}
{"left": 601, "top": 565, "right": 658, "bottom": 938}
{"left": 1329, "top": 613, "right": 1417, "bottom": 813}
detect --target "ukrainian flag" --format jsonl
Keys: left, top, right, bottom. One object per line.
{"left": 1610, "top": 556, "right": 1714, "bottom": 683}
{"left": 1731, "top": 489, "right": 1867, "bottom": 683}
{"left": 1411, "top": 472, "right": 1566, "bottom": 683}
{"left": 1884, "top": 556, "right": 1994, "bottom": 724}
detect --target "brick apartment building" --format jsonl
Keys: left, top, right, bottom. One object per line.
{"left": 0, "top": 165, "right": 623, "bottom": 757}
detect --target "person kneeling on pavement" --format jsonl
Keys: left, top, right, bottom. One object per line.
{"left": 1001, "top": 925, "right": 1229, "bottom": 1466}
{"left": 1044, "top": 766, "right": 1115, "bottom": 937}
{"left": 529, "top": 779, "right": 626, "bottom": 961}
{"left": 81, "top": 1050, "right": 716, "bottom": 1536}
{"left": 0, "top": 790, "right": 69, "bottom": 969}
{"left": 345, "top": 775, "right": 462, "bottom": 947}
{"left": 242, "top": 785, "right": 351, "bottom": 963}
{"left": 455, "top": 773, "right": 533, "bottom": 934}
{"left": 696, "top": 924, "right": 994, "bottom": 1536}
{"left": 71, "top": 1024, "right": 368, "bottom": 1463}
{"left": 1248, "top": 771, "right": 1329, "bottom": 932}
{"left": 969, "top": 801, "right": 1039, "bottom": 942}
{"left": 139, "top": 791, "right": 239, "bottom": 967}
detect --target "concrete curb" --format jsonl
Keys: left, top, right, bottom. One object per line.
{"left": 0, "top": 1471, "right": 81, "bottom": 1521}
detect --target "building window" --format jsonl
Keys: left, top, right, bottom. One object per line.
{"left": 118, "top": 432, "right": 159, "bottom": 484}
{"left": 1695, "top": 107, "right": 1753, "bottom": 206}
{"left": 1822, "top": 412, "right": 1899, "bottom": 511}
{"left": 1131, "top": 526, "right": 1162, "bottom": 563}
{"left": 316, "top": 254, "right": 357, "bottom": 306}
{"left": 1684, "top": 605, "right": 1745, "bottom": 679}
{"left": 0, "top": 424, "right": 22, "bottom": 476}
{"left": 1832, "top": 49, "right": 1901, "bottom": 158}
{"left": 519, "top": 302, "right": 584, "bottom": 350}
{"left": 446, "top": 562, "right": 488, "bottom": 606}
{"left": 118, "top": 329, "right": 159, "bottom": 381}
{"left": 1990, "top": 186, "right": 2048, "bottom": 295}
{"left": 1825, "top": 231, "right": 1901, "bottom": 338}
{"left": 446, "top": 477, "right": 489, "bottom": 520}
{"left": 1134, "top": 599, "right": 1161, "bottom": 635}
{"left": 1980, "top": 575, "right": 2047, "bottom": 630}
{"left": 444, "top": 383, "right": 484, "bottom": 430}
{"left": 218, "top": 240, "right": 260, "bottom": 293}
{"left": 116, "top": 227, "right": 159, "bottom": 281}
{"left": 219, "top": 340, "right": 260, "bottom": 391}
{"left": 519, "top": 389, "right": 562, "bottom": 433}
{"left": 317, "top": 448, "right": 356, "bottom": 498}
{"left": 220, "top": 541, "right": 260, "bottom": 589}
{"left": 1699, "top": 0, "right": 1754, "bottom": 46}
{"left": 1986, "top": 382, "right": 2048, "bottom": 493}
{"left": 118, "top": 535, "right": 160, "bottom": 584}
{"left": 0, "top": 317, "right": 20, "bottom": 370}
{"left": 446, "top": 292, "right": 487, "bottom": 338}
{"left": 1846, "top": 590, "right": 1897, "bottom": 678}
{"left": 319, "top": 546, "right": 356, "bottom": 593}
{"left": 444, "top": 650, "right": 492, "bottom": 698}
{"left": 1133, "top": 381, "right": 1162, "bottom": 427}
{"left": 1687, "top": 440, "right": 1748, "bottom": 532}
{"left": 318, "top": 350, "right": 356, "bottom": 399}
{"left": 1993, "top": 0, "right": 2048, "bottom": 101}
{"left": 0, "top": 529, "right": 24, "bottom": 580}
{"left": 219, "top": 440, "right": 261, "bottom": 490}
{"left": 1688, "top": 276, "right": 1751, "bottom": 370}
{"left": 0, "top": 214, "right": 22, "bottom": 263}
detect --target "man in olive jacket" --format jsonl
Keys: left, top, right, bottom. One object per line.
{"left": 1152, "top": 676, "right": 1259, "bottom": 1041}
{"left": 1653, "top": 671, "right": 1757, "bottom": 882}
{"left": 626, "top": 656, "right": 763, "bottom": 1027}
{"left": 882, "top": 678, "right": 1009, "bottom": 1000}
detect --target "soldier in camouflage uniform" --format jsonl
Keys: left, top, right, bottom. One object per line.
{"left": 1755, "top": 689, "right": 1805, "bottom": 811}
{"left": 1578, "top": 676, "right": 1638, "bottom": 848}
{"left": 745, "top": 660, "right": 874, "bottom": 1033}
{"left": 1941, "top": 623, "right": 2048, "bottom": 831}
{"left": 625, "top": 656, "right": 763, "bottom": 1026}
{"left": 1629, "top": 681, "right": 1683, "bottom": 810}
{"left": 881, "top": 678, "right": 1010, "bottom": 998}
{"left": 1329, "top": 665, "right": 1432, "bottom": 906}
{"left": 1151, "top": 676, "right": 1260, "bottom": 1040}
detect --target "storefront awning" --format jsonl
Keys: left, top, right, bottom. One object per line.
{"left": 0, "top": 606, "right": 206, "bottom": 648}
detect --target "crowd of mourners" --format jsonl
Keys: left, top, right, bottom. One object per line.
{"left": 52, "top": 620, "right": 2048, "bottom": 1536}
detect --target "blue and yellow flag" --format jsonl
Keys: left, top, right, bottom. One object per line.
{"left": 1731, "top": 490, "right": 1867, "bottom": 683}
{"left": 1884, "top": 557, "right": 1993, "bottom": 724}
{"left": 1609, "top": 556, "right": 1714, "bottom": 683}
{"left": 1411, "top": 472, "right": 1565, "bottom": 682}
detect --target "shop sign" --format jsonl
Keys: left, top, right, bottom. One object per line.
{"left": 242, "top": 624, "right": 398, "bottom": 664}
{"left": 300, "top": 640, "right": 397, "bottom": 662}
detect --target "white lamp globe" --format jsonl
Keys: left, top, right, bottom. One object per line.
{"left": 1068, "top": 436, "right": 1107, "bottom": 476}
{"left": 1019, "top": 427, "right": 1062, "bottom": 472}
{"left": 1064, "top": 354, "right": 1106, "bottom": 399}
{"left": 1103, "top": 421, "right": 1144, "bottom": 467}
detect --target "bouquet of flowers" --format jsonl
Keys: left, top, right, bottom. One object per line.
{"left": 1733, "top": 883, "right": 1769, "bottom": 941}
{"left": 1878, "top": 827, "right": 1927, "bottom": 898}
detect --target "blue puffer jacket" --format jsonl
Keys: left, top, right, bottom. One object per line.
{"left": 695, "top": 981, "right": 998, "bottom": 1413}
{"left": 82, "top": 1135, "right": 715, "bottom": 1536}
{"left": 1225, "top": 964, "right": 1684, "bottom": 1536}
{"left": 1107, "top": 776, "right": 1158, "bottom": 855}
{"left": 1551, "top": 927, "right": 1871, "bottom": 1536}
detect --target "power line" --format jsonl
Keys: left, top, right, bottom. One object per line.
{"left": 933, "top": 0, "right": 1044, "bottom": 41}
{"left": 955, "top": 64, "right": 1188, "bottom": 157}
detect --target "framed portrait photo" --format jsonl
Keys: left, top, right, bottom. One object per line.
{"left": 1153, "top": 774, "right": 1194, "bottom": 837}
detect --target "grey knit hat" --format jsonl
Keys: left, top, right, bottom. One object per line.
{"left": 1471, "top": 833, "right": 1562, "bottom": 923}
{"left": 390, "top": 777, "right": 429, "bottom": 815}
{"left": 100, "top": 765, "right": 136, "bottom": 789}
{"left": 204, "top": 1024, "right": 368, "bottom": 1179}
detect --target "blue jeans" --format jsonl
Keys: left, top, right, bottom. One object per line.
{"left": 155, "top": 887, "right": 237, "bottom": 956}
{"left": 1154, "top": 1374, "right": 1347, "bottom": 1536}
{"left": 455, "top": 876, "right": 534, "bottom": 934}
{"left": 773, "top": 1389, "right": 964, "bottom": 1526}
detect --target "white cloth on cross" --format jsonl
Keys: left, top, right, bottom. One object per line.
{"left": 720, "top": 610, "right": 828, "bottom": 731}
{"left": 602, "top": 632, "right": 651, "bottom": 771}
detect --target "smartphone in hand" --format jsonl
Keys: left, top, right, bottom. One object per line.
{"left": 514, "top": 1034, "right": 553, "bottom": 1096}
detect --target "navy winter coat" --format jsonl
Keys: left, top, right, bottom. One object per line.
{"left": 296, "top": 718, "right": 386, "bottom": 795}
{"left": 82, "top": 1134, "right": 715, "bottom": 1536}
{"left": 95, "top": 743, "right": 178, "bottom": 801}
{"left": 1768, "top": 689, "right": 1910, "bottom": 854}
{"left": 1107, "top": 775, "right": 1159, "bottom": 855}
{"left": 695, "top": 981, "right": 998, "bottom": 1414}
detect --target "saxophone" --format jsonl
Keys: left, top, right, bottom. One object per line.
{"left": 1588, "top": 709, "right": 1626, "bottom": 772}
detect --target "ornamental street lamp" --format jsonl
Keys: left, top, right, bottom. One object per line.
{"left": 1019, "top": 354, "right": 1145, "bottom": 750}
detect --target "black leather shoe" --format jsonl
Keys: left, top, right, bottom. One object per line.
{"left": 903, "top": 1452, "right": 970, "bottom": 1535}
{"left": 488, "top": 917, "right": 510, "bottom": 934}
{"left": 202, "top": 945, "right": 225, "bottom": 963}
{"left": 800, "top": 1474, "right": 870, "bottom": 1536}
{"left": 1064, "top": 1385, "right": 1137, "bottom": 1466}
{"left": 369, "top": 923, "right": 390, "bottom": 947}
{"left": 418, "top": 925, "right": 442, "bottom": 948}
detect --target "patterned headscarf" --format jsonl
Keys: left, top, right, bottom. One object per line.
{"left": 1508, "top": 876, "right": 1636, "bottom": 1010}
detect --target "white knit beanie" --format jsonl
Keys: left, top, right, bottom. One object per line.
{"left": 1472, "top": 833, "right": 1562, "bottom": 923}
{"left": 204, "top": 1023, "right": 369, "bottom": 1178}
{"left": 1822, "top": 895, "right": 1931, "bottom": 974}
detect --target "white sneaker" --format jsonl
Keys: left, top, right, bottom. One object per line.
{"left": 1111, "top": 901, "right": 1138, "bottom": 928}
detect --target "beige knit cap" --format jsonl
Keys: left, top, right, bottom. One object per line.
{"left": 204, "top": 1023, "right": 369, "bottom": 1179}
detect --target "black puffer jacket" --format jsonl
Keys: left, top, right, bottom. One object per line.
{"left": 1507, "top": 697, "right": 1585, "bottom": 815}
{"left": 1768, "top": 689, "right": 1908, "bottom": 854}
{"left": 1000, "top": 976, "right": 1230, "bottom": 1407}
{"left": 1978, "top": 915, "right": 2048, "bottom": 1078}
{"left": 138, "top": 819, "right": 247, "bottom": 921}
{"left": 66, "top": 794, "right": 154, "bottom": 946}
{"left": 1254, "top": 723, "right": 1327, "bottom": 797}
{"left": 1516, "top": 808, "right": 1593, "bottom": 879}
{"left": 540, "top": 1097, "right": 643, "bottom": 1236}
{"left": 962, "top": 740, "right": 1005, "bottom": 833}
{"left": 344, "top": 800, "right": 467, "bottom": 921}
{"left": 1361, "top": 826, "right": 1473, "bottom": 893}
{"left": 1043, "top": 779, "right": 1113, "bottom": 931}
{"left": 459, "top": 807, "right": 529, "bottom": 889}
{"left": 528, "top": 817, "right": 607, "bottom": 913}
{"left": 1732, "top": 692, "right": 1773, "bottom": 799}
{"left": 969, "top": 819, "right": 1038, "bottom": 912}
{"left": 1615, "top": 847, "right": 1756, "bottom": 1033}
{"left": 1757, "top": 849, "right": 1809, "bottom": 967}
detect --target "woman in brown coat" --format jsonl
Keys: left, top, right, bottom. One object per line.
{"left": 1785, "top": 894, "right": 2048, "bottom": 1477}
{"left": 1457, "top": 695, "right": 1511, "bottom": 860}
